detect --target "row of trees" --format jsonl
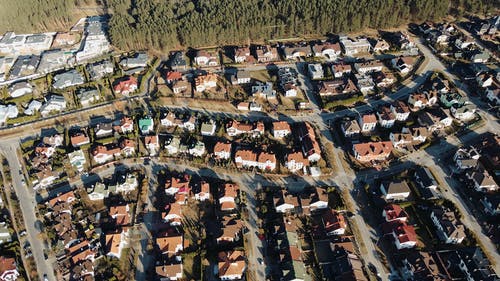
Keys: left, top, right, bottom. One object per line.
{"left": 106, "top": 0, "right": 497, "bottom": 51}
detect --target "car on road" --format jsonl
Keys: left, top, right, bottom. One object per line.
{"left": 368, "top": 262, "right": 377, "bottom": 274}
{"left": 43, "top": 273, "right": 48, "bottom": 281}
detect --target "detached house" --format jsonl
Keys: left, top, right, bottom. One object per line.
{"left": 401, "top": 127, "right": 429, "bottom": 144}
{"left": 218, "top": 251, "right": 246, "bottom": 281}
{"left": 274, "top": 190, "right": 300, "bottom": 213}
{"left": 358, "top": 113, "right": 377, "bottom": 132}
{"left": 52, "top": 69, "right": 85, "bottom": 89}
{"left": 194, "top": 50, "right": 219, "bottom": 66}
{"left": 105, "top": 230, "right": 129, "bottom": 258}
{"left": 389, "top": 133, "right": 413, "bottom": 149}
{"left": 392, "top": 56, "right": 415, "bottom": 74}
{"left": 340, "top": 37, "right": 372, "bottom": 56}
{"left": 233, "top": 46, "right": 252, "bottom": 63}
{"left": 156, "top": 264, "right": 183, "bottom": 281}
{"left": 466, "top": 166, "right": 499, "bottom": 192}
{"left": 382, "top": 204, "right": 408, "bottom": 222}
{"left": 353, "top": 141, "right": 393, "bottom": 162}
{"left": 453, "top": 146, "right": 480, "bottom": 170}
{"left": 355, "top": 60, "right": 384, "bottom": 74}
{"left": 377, "top": 105, "right": 396, "bottom": 128}
{"left": 138, "top": 116, "right": 154, "bottom": 135}
{"left": 285, "top": 151, "right": 309, "bottom": 173}
{"left": 308, "top": 63, "right": 324, "bottom": 79}
{"left": 322, "top": 209, "right": 347, "bottom": 236}
{"left": 200, "top": 120, "right": 217, "bottom": 136}
{"left": 391, "top": 100, "right": 411, "bottom": 121}
{"left": 144, "top": 135, "right": 160, "bottom": 156}
{"left": 283, "top": 45, "right": 313, "bottom": 60}
{"left": 213, "top": 141, "right": 232, "bottom": 160}
{"left": 113, "top": 116, "right": 134, "bottom": 134}
{"left": 297, "top": 122, "right": 322, "bottom": 163}
{"left": 372, "top": 39, "right": 390, "bottom": 52}
{"left": 341, "top": 119, "right": 361, "bottom": 137}
{"left": 226, "top": 120, "right": 264, "bottom": 138}
{"left": 156, "top": 235, "right": 183, "bottom": 256}
{"left": 113, "top": 76, "right": 138, "bottom": 95}
{"left": 272, "top": 121, "right": 291, "bottom": 139}
{"left": 332, "top": 63, "right": 352, "bottom": 78}
{"left": 383, "top": 221, "right": 417, "bottom": 250}
{"left": 195, "top": 73, "right": 218, "bottom": 92}
{"left": 430, "top": 207, "right": 466, "bottom": 244}
{"left": 417, "top": 108, "right": 453, "bottom": 132}
{"left": 450, "top": 103, "right": 476, "bottom": 121}
{"left": 70, "top": 132, "right": 90, "bottom": 147}
{"left": 219, "top": 183, "right": 238, "bottom": 211}
{"left": 481, "top": 194, "right": 500, "bottom": 216}
{"left": 0, "top": 256, "right": 19, "bottom": 281}
{"left": 312, "top": 42, "right": 342, "bottom": 60}
{"left": 254, "top": 45, "right": 278, "bottom": 63}
{"left": 91, "top": 144, "right": 121, "bottom": 164}
{"left": 408, "top": 91, "right": 437, "bottom": 110}
{"left": 380, "top": 180, "right": 411, "bottom": 201}
{"left": 217, "top": 216, "right": 244, "bottom": 244}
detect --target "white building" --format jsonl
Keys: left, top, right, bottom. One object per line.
{"left": 75, "top": 17, "right": 111, "bottom": 62}
{"left": 0, "top": 104, "right": 18, "bottom": 124}
{"left": 308, "top": 63, "right": 324, "bottom": 80}
{"left": 40, "top": 95, "right": 66, "bottom": 117}
{"left": 116, "top": 174, "right": 138, "bottom": 193}
{"left": 68, "top": 150, "right": 86, "bottom": 172}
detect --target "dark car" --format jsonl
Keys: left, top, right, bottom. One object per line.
{"left": 368, "top": 263, "right": 377, "bottom": 274}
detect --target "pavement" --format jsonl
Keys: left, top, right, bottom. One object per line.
{"left": 0, "top": 140, "right": 56, "bottom": 281}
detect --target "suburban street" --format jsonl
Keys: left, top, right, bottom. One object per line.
{"left": 0, "top": 140, "right": 57, "bottom": 281}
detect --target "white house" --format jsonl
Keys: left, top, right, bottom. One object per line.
{"left": 40, "top": 95, "right": 66, "bottom": 117}
{"left": 272, "top": 121, "right": 291, "bottom": 138}
{"left": 8, "top": 82, "right": 33, "bottom": 98}
{"left": 116, "top": 174, "right": 138, "bottom": 193}
{"left": 380, "top": 181, "right": 411, "bottom": 201}
{"left": 308, "top": 63, "right": 324, "bottom": 80}
{"left": 450, "top": 103, "right": 476, "bottom": 121}
{"left": 68, "top": 150, "right": 86, "bottom": 172}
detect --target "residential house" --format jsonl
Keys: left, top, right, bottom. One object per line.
{"left": 254, "top": 45, "right": 278, "bottom": 63}
{"left": 340, "top": 37, "right": 372, "bottom": 56}
{"left": 165, "top": 71, "right": 182, "bottom": 84}
{"left": 226, "top": 120, "right": 264, "bottom": 138}
{"left": 0, "top": 104, "right": 18, "bottom": 124}
{"left": 252, "top": 81, "right": 276, "bottom": 99}
{"left": 358, "top": 113, "right": 377, "bottom": 132}
{"left": 355, "top": 74, "right": 375, "bottom": 93}
{"left": 156, "top": 235, "right": 183, "bottom": 256}
{"left": 382, "top": 204, "right": 408, "bottom": 222}
{"left": 188, "top": 140, "right": 205, "bottom": 157}
{"left": 318, "top": 78, "right": 358, "bottom": 96}
{"left": 353, "top": 141, "right": 393, "bottom": 162}
{"left": 417, "top": 108, "right": 453, "bottom": 132}
{"left": 68, "top": 150, "right": 86, "bottom": 172}
{"left": 383, "top": 221, "right": 417, "bottom": 250}
{"left": 380, "top": 180, "right": 411, "bottom": 201}
{"left": 77, "top": 89, "right": 100, "bottom": 107}
{"left": 113, "top": 116, "right": 134, "bottom": 134}
{"left": 377, "top": 105, "right": 396, "bottom": 128}
{"left": 257, "top": 152, "right": 276, "bottom": 171}
{"left": 52, "top": 69, "right": 84, "bottom": 89}
{"left": 194, "top": 50, "right": 218, "bottom": 66}
{"left": 40, "top": 94, "right": 66, "bottom": 117}
{"left": 164, "top": 175, "right": 190, "bottom": 196}
{"left": 171, "top": 79, "right": 190, "bottom": 96}
{"left": 234, "top": 149, "right": 258, "bottom": 169}
{"left": 0, "top": 256, "right": 19, "bottom": 281}
{"left": 24, "top": 100, "right": 42, "bottom": 116}
{"left": 476, "top": 73, "right": 494, "bottom": 88}
{"left": 453, "top": 146, "right": 480, "bottom": 170}
{"left": 481, "top": 194, "right": 500, "bottom": 216}
{"left": 430, "top": 207, "right": 466, "bottom": 244}
{"left": 398, "top": 251, "right": 443, "bottom": 281}
{"left": 332, "top": 63, "right": 352, "bottom": 78}
{"left": 219, "top": 183, "right": 238, "bottom": 211}
{"left": 391, "top": 100, "right": 411, "bottom": 121}
{"left": 138, "top": 116, "right": 154, "bottom": 134}
{"left": 75, "top": 17, "right": 111, "bottom": 62}
{"left": 113, "top": 76, "right": 138, "bottom": 95}
{"left": 0, "top": 223, "right": 12, "bottom": 245}
{"left": 195, "top": 73, "right": 218, "bottom": 92}
{"left": 300, "top": 187, "right": 329, "bottom": 213}
{"left": 156, "top": 264, "right": 183, "bottom": 281}
{"left": 8, "top": 82, "right": 32, "bottom": 98}
{"left": 168, "top": 51, "right": 187, "bottom": 70}
{"left": 283, "top": 45, "right": 312, "bottom": 60}
{"left": 392, "top": 56, "right": 416, "bottom": 74}
{"left": 105, "top": 229, "right": 128, "bottom": 258}
{"left": 217, "top": 216, "right": 244, "bottom": 244}
{"left": 119, "top": 53, "right": 148, "bottom": 69}
{"left": 297, "top": 122, "right": 322, "bottom": 162}
{"left": 341, "top": 119, "right": 361, "bottom": 137}
{"left": 119, "top": 138, "right": 136, "bottom": 157}
{"left": 466, "top": 166, "right": 499, "bottom": 192}
{"left": 87, "top": 60, "right": 114, "bottom": 80}
{"left": 164, "top": 136, "right": 181, "bottom": 155}
{"left": 372, "top": 71, "right": 396, "bottom": 88}
{"left": 439, "top": 92, "right": 466, "bottom": 108}
{"left": 274, "top": 190, "right": 300, "bottom": 213}
{"left": 401, "top": 127, "right": 429, "bottom": 144}
{"left": 355, "top": 60, "right": 384, "bottom": 74}
{"left": 372, "top": 39, "right": 390, "bottom": 52}
{"left": 234, "top": 46, "right": 252, "bottom": 63}
{"left": 163, "top": 201, "right": 183, "bottom": 226}
{"left": 285, "top": 151, "right": 309, "bottom": 173}
{"left": 434, "top": 248, "right": 498, "bottom": 281}
{"left": 200, "top": 120, "right": 217, "bottom": 136}
{"left": 389, "top": 133, "right": 413, "bottom": 149}
{"left": 218, "top": 251, "right": 246, "bottom": 281}
{"left": 407, "top": 91, "right": 437, "bottom": 109}
{"left": 194, "top": 181, "right": 211, "bottom": 201}
{"left": 450, "top": 103, "right": 476, "bottom": 121}
{"left": 230, "top": 70, "right": 251, "bottom": 85}
{"left": 91, "top": 144, "right": 121, "bottom": 164}
{"left": 283, "top": 83, "right": 298, "bottom": 97}
{"left": 0, "top": 31, "right": 53, "bottom": 55}
{"left": 312, "top": 42, "right": 342, "bottom": 60}
{"left": 308, "top": 63, "right": 324, "bottom": 79}
{"left": 469, "top": 50, "right": 490, "bottom": 63}
{"left": 70, "top": 131, "right": 90, "bottom": 147}
{"left": 272, "top": 121, "right": 291, "bottom": 139}
{"left": 213, "top": 141, "right": 232, "bottom": 160}
{"left": 145, "top": 135, "right": 160, "bottom": 156}
{"left": 94, "top": 122, "right": 113, "bottom": 138}
{"left": 322, "top": 209, "right": 347, "bottom": 236}
{"left": 109, "top": 204, "right": 131, "bottom": 226}
{"left": 414, "top": 166, "right": 439, "bottom": 190}
{"left": 485, "top": 87, "right": 499, "bottom": 105}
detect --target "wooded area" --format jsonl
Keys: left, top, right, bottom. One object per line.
{"left": 0, "top": 0, "right": 497, "bottom": 50}
{"left": 106, "top": 0, "right": 497, "bottom": 50}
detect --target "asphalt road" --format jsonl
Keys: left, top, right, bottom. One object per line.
{"left": 0, "top": 140, "right": 57, "bottom": 281}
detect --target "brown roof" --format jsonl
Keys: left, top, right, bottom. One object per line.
{"left": 333, "top": 63, "right": 352, "bottom": 73}
{"left": 322, "top": 209, "right": 346, "bottom": 233}
{"left": 156, "top": 235, "right": 183, "bottom": 253}
{"left": 257, "top": 152, "right": 276, "bottom": 164}
{"left": 289, "top": 245, "right": 302, "bottom": 261}
{"left": 195, "top": 73, "right": 218, "bottom": 86}
{"left": 218, "top": 250, "right": 246, "bottom": 278}
{"left": 156, "top": 264, "right": 182, "bottom": 278}
{"left": 105, "top": 233, "right": 122, "bottom": 256}
{"left": 219, "top": 216, "right": 244, "bottom": 241}
{"left": 378, "top": 105, "right": 396, "bottom": 120}
{"left": 273, "top": 121, "right": 291, "bottom": 132}
{"left": 0, "top": 256, "right": 16, "bottom": 275}
{"left": 145, "top": 135, "right": 159, "bottom": 145}
{"left": 70, "top": 133, "right": 89, "bottom": 146}
{"left": 214, "top": 141, "right": 231, "bottom": 154}
{"left": 222, "top": 183, "right": 238, "bottom": 198}
{"left": 392, "top": 100, "right": 410, "bottom": 113}
{"left": 361, "top": 113, "right": 377, "bottom": 123}
{"left": 49, "top": 191, "right": 75, "bottom": 207}
{"left": 227, "top": 120, "right": 253, "bottom": 132}
{"left": 286, "top": 151, "right": 309, "bottom": 166}
{"left": 384, "top": 204, "right": 408, "bottom": 221}
{"left": 383, "top": 180, "right": 411, "bottom": 195}
{"left": 235, "top": 149, "right": 257, "bottom": 162}
{"left": 109, "top": 205, "right": 130, "bottom": 225}
{"left": 353, "top": 141, "right": 393, "bottom": 157}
